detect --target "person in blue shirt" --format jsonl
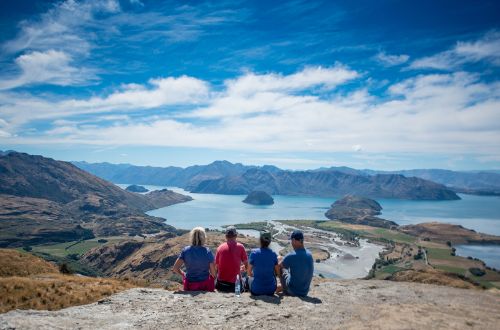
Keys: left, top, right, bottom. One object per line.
{"left": 248, "top": 231, "right": 279, "bottom": 295}
{"left": 173, "top": 227, "right": 216, "bottom": 291}
{"left": 278, "top": 230, "right": 314, "bottom": 297}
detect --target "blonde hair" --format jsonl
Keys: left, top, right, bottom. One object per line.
{"left": 190, "top": 227, "right": 206, "bottom": 246}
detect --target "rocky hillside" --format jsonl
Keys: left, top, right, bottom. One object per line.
{"left": 0, "top": 152, "right": 192, "bottom": 247}
{"left": 1, "top": 280, "right": 499, "bottom": 329}
{"left": 192, "top": 168, "right": 460, "bottom": 200}
{"left": 80, "top": 232, "right": 258, "bottom": 286}
{"left": 325, "top": 195, "right": 398, "bottom": 228}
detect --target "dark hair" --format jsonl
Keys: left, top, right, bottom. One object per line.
{"left": 260, "top": 238, "right": 270, "bottom": 248}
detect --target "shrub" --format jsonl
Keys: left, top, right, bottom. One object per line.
{"left": 469, "top": 268, "right": 486, "bottom": 277}
{"left": 22, "top": 246, "right": 32, "bottom": 252}
{"left": 97, "top": 239, "right": 108, "bottom": 243}
{"left": 446, "top": 241, "right": 452, "bottom": 247}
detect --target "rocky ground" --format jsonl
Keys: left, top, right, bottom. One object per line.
{"left": 1, "top": 279, "right": 499, "bottom": 330}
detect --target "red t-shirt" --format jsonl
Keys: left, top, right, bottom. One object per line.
{"left": 215, "top": 240, "right": 248, "bottom": 283}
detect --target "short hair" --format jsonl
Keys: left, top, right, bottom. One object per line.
{"left": 260, "top": 238, "right": 271, "bottom": 248}
{"left": 190, "top": 227, "right": 206, "bottom": 246}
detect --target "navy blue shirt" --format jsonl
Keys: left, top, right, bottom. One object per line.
{"left": 249, "top": 247, "right": 278, "bottom": 295}
{"left": 282, "top": 248, "right": 314, "bottom": 296}
{"left": 179, "top": 245, "right": 214, "bottom": 282}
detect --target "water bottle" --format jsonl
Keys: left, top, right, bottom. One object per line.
{"left": 235, "top": 274, "right": 241, "bottom": 297}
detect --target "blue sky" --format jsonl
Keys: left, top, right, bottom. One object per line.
{"left": 0, "top": 0, "right": 499, "bottom": 170}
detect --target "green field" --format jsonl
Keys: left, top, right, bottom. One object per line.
{"left": 426, "top": 247, "right": 454, "bottom": 261}
{"left": 31, "top": 236, "right": 127, "bottom": 258}
{"left": 379, "top": 265, "right": 405, "bottom": 274}
{"left": 434, "top": 265, "right": 466, "bottom": 275}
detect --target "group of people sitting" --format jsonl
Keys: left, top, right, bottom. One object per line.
{"left": 172, "top": 226, "right": 314, "bottom": 297}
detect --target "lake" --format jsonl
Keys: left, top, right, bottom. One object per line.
{"left": 140, "top": 185, "right": 500, "bottom": 236}
{"left": 118, "top": 184, "right": 500, "bottom": 273}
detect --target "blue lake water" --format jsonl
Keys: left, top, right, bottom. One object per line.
{"left": 137, "top": 185, "right": 500, "bottom": 236}
{"left": 455, "top": 245, "right": 500, "bottom": 270}
{"left": 121, "top": 184, "right": 500, "bottom": 269}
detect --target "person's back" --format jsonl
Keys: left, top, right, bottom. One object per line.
{"left": 215, "top": 226, "right": 248, "bottom": 292}
{"left": 282, "top": 248, "right": 314, "bottom": 296}
{"left": 249, "top": 247, "right": 278, "bottom": 295}
{"left": 280, "top": 230, "right": 314, "bottom": 297}
{"left": 180, "top": 245, "right": 213, "bottom": 282}
{"left": 172, "top": 227, "right": 216, "bottom": 292}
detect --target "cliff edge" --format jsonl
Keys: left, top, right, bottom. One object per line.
{"left": 1, "top": 280, "right": 499, "bottom": 329}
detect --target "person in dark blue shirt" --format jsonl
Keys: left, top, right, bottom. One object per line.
{"left": 248, "top": 231, "right": 279, "bottom": 295}
{"left": 173, "top": 227, "right": 216, "bottom": 291}
{"left": 279, "top": 230, "right": 314, "bottom": 296}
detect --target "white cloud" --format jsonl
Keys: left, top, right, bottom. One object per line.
{"left": 3, "top": 0, "right": 120, "bottom": 55}
{"left": 1, "top": 65, "right": 499, "bottom": 160}
{"left": 0, "top": 50, "right": 96, "bottom": 90}
{"left": 375, "top": 52, "right": 409, "bottom": 66}
{"left": 225, "top": 65, "right": 358, "bottom": 96}
{"left": 410, "top": 31, "right": 500, "bottom": 70}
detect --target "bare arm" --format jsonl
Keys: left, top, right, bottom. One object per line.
{"left": 274, "top": 264, "right": 281, "bottom": 276}
{"left": 209, "top": 262, "right": 216, "bottom": 278}
{"left": 243, "top": 260, "right": 249, "bottom": 272}
{"left": 247, "top": 263, "right": 253, "bottom": 277}
{"left": 172, "top": 258, "right": 185, "bottom": 277}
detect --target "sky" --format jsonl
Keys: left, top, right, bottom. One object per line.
{"left": 0, "top": 0, "right": 499, "bottom": 170}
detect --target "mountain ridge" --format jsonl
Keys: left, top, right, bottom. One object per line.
{"left": 74, "top": 160, "right": 461, "bottom": 200}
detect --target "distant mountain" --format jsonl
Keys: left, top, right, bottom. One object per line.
{"left": 76, "top": 161, "right": 461, "bottom": 200}
{"left": 192, "top": 168, "right": 460, "bottom": 200}
{"left": 320, "top": 167, "right": 500, "bottom": 194}
{"left": 0, "top": 152, "right": 192, "bottom": 247}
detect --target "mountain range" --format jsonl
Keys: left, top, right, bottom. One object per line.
{"left": 73, "top": 160, "right": 472, "bottom": 200}
{"left": 0, "top": 152, "right": 192, "bottom": 247}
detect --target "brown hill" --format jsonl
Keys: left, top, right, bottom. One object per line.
{"left": 0, "top": 249, "right": 137, "bottom": 313}
{"left": 0, "top": 152, "right": 192, "bottom": 247}
{"left": 399, "top": 222, "right": 500, "bottom": 244}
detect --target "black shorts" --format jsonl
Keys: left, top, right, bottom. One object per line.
{"left": 215, "top": 279, "right": 235, "bottom": 293}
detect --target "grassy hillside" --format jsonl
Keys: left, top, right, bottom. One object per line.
{"left": 0, "top": 249, "right": 137, "bottom": 313}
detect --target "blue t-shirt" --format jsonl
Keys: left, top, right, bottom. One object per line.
{"left": 249, "top": 247, "right": 278, "bottom": 295}
{"left": 179, "top": 245, "right": 214, "bottom": 282}
{"left": 282, "top": 248, "right": 314, "bottom": 296}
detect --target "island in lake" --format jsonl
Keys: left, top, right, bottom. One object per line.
{"left": 242, "top": 191, "right": 274, "bottom": 205}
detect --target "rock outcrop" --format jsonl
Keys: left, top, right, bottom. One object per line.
{"left": 125, "top": 185, "right": 149, "bottom": 193}
{"left": 325, "top": 195, "right": 398, "bottom": 228}
{"left": 242, "top": 191, "right": 274, "bottom": 205}
{"left": 1, "top": 280, "right": 499, "bottom": 329}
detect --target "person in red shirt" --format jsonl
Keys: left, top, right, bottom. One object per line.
{"left": 215, "top": 226, "right": 249, "bottom": 292}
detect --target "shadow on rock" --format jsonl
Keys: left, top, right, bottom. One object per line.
{"left": 250, "top": 294, "right": 282, "bottom": 305}
{"left": 173, "top": 290, "right": 212, "bottom": 297}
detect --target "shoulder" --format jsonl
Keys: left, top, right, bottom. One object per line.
{"left": 182, "top": 245, "right": 191, "bottom": 252}
{"left": 236, "top": 242, "right": 246, "bottom": 249}
{"left": 250, "top": 248, "right": 260, "bottom": 255}
{"left": 216, "top": 242, "right": 227, "bottom": 251}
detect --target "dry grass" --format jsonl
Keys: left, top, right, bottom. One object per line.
{"left": 0, "top": 249, "right": 58, "bottom": 277}
{"left": 388, "top": 269, "right": 478, "bottom": 290}
{"left": 0, "top": 248, "right": 139, "bottom": 313}
{"left": 0, "top": 274, "right": 137, "bottom": 313}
